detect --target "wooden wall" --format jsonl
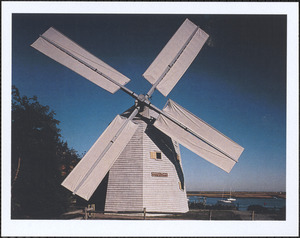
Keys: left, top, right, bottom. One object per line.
{"left": 105, "top": 119, "right": 188, "bottom": 213}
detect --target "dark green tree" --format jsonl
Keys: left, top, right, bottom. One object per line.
{"left": 11, "top": 86, "right": 79, "bottom": 219}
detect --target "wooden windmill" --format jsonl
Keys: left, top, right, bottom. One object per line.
{"left": 31, "top": 18, "right": 244, "bottom": 213}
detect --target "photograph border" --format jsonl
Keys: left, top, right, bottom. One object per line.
{"left": 2, "top": 2, "right": 299, "bottom": 237}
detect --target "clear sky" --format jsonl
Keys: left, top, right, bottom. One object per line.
{"left": 12, "top": 14, "right": 287, "bottom": 192}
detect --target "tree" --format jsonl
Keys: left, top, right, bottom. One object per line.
{"left": 11, "top": 86, "right": 80, "bottom": 219}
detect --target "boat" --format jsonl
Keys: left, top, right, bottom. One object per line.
{"left": 227, "top": 197, "right": 236, "bottom": 202}
{"left": 217, "top": 189, "right": 236, "bottom": 204}
{"left": 217, "top": 198, "right": 237, "bottom": 209}
{"left": 227, "top": 190, "right": 236, "bottom": 201}
{"left": 218, "top": 199, "right": 233, "bottom": 204}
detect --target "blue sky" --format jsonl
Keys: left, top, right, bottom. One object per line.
{"left": 12, "top": 14, "right": 287, "bottom": 192}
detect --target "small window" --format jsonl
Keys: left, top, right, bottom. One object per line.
{"left": 150, "top": 151, "right": 162, "bottom": 160}
{"left": 178, "top": 181, "right": 183, "bottom": 191}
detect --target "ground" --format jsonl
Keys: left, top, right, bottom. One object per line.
{"left": 60, "top": 207, "right": 285, "bottom": 220}
{"left": 58, "top": 191, "right": 286, "bottom": 220}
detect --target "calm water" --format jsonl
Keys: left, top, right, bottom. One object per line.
{"left": 188, "top": 196, "right": 286, "bottom": 211}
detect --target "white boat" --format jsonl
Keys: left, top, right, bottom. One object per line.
{"left": 218, "top": 189, "right": 236, "bottom": 204}
{"left": 217, "top": 198, "right": 237, "bottom": 208}
{"left": 227, "top": 189, "right": 236, "bottom": 201}
{"left": 218, "top": 199, "right": 232, "bottom": 204}
{"left": 227, "top": 197, "right": 236, "bottom": 202}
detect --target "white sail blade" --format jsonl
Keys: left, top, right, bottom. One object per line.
{"left": 143, "top": 19, "right": 209, "bottom": 97}
{"left": 153, "top": 100, "right": 244, "bottom": 173}
{"left": 61, "top": 115, "right": 138, "bottom": 200}
{"left": 31, "top": 27, "right": 130, "bottom": 94}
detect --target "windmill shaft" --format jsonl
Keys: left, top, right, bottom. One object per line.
{"left": 39, "top": 34, "right": 139, "bottom": 100}
{"left": 146, "top": 26, "right": 199, "bottom": 99}
{"left": 72, "top": 106, "right": 140, "bottom": 195}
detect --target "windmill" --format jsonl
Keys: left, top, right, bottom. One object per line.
{"left": 31, "top": 18, "right": 244, "bottom": 213}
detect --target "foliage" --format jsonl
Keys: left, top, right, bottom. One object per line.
{"left": 11, "top": 86, "right": 80, "bottom": 219}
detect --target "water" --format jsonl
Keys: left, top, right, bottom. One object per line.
{"left": 188, "top": 196, "right": 286, "bottom": 211}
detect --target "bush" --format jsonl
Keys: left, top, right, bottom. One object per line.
{"left": 11, "top": 86, "right": 80, "bottom": 219}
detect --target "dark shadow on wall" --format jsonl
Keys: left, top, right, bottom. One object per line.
{"left": 145, "top": 124, "right": 185, "bottom": 189}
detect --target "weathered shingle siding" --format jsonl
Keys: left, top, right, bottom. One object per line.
{"left": 104, "top": 122, "right": 144, "bottom": 211}
{"left": 105, "top": 119, "right": 188, "bottom": 213}
{"left": 142, "top": 122, "right": 188, "bottom": 213}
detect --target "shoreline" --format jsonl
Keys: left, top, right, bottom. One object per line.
{"left": 187, "top": 191, "right": 286, "bottom": 199}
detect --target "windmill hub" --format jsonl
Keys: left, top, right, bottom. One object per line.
{"left": 137, "top": 94, "right": 146, "bottom": 102}
{"left": 136, "top": 94, "right": 151, "bottom": 110}
{"left": 137, "top": 94, "right": 148, "bottom": 104}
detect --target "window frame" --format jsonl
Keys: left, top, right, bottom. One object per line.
{"left": 150, "top": 151, "right": 162, "bottom": 160}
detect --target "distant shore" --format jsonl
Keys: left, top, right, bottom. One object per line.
{"left": 187, "top": 191, "right": 286, "bottom": 199}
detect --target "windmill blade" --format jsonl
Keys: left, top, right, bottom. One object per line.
{"left": 153, "top": 100, "right": 244, "bottom": 173}
{"left": 62, "top": 114, "right": 138, "bottom": 200}
{"left": 31, "top": 27, "right": 130, "bottom": 94}
{"left": 143, "top": 19, "right": 209, "bottom": 97}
